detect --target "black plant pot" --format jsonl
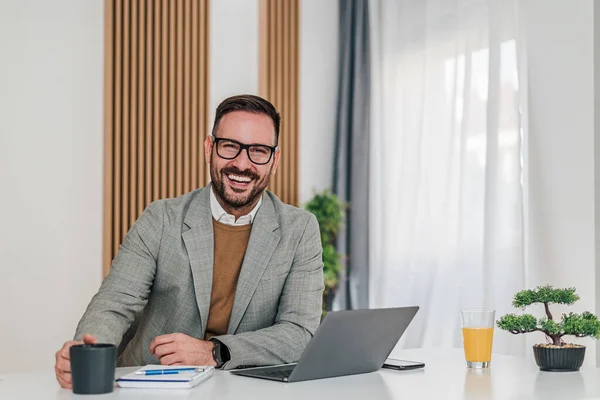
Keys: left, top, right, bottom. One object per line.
{"left": 533, "top": 345, "right": 586, "bottom": 372}
{"left": 323, "top": 287, "right": 337, "bottom": 312}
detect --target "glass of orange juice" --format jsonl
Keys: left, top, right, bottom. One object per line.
{"left": 461, "top": 309, "right": 495, "bottom": 368}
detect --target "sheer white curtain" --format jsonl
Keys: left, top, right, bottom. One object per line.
{"left": 369, "top": 0, "right": 526, "bottom": 356}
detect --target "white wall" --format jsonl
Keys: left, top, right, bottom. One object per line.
{"left": 595, "top": 0, "right": 600, "bottom": 368}
{"left": 524, "top": 0, "right": 596, "bottom": 365}
{"left": 299, "top": 0, "right": 339, "bottom": 204}
{"left": 0, "top": 0, "right": 104, "bottom": 372}
{"left": 209, "top": 0, "right": 259, "bottom": 131}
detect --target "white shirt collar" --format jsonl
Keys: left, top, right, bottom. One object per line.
{"left": 209, "top": 186, "right": 262, "bottom": 226}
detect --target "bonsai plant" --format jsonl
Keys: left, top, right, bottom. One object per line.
{"left": 497, "top": 285, "right": 600, "bottom": 371}
{"left": 304, "top": 190, "right": 345, "bottom": 314}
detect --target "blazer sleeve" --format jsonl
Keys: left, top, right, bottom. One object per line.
{"left": 213, "top": 213, "right": 325, "bottom": 369}
{"left": 73, "top": 201, "right": 164, "bottom": 345}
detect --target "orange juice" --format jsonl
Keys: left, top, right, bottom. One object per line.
{"left": 462, "top": 327, "right": 494, "bottom": 362}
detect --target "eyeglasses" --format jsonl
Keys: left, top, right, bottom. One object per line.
{"left": 210, "top": 135, "right": 278, "bottom": 165}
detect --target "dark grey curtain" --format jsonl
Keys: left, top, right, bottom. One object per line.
{"left": 333, "top": 0, "right": 370, "bottom": 310}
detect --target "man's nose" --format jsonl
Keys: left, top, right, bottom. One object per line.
{"left": 231, "top": 148, "right": 253, "bottom": 170}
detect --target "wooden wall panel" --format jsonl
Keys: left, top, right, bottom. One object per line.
{"left": 259, "top": 0, "right": 299, "bottom": 206}
{"left": 103, "top": 0, "right": 210, "bottom": 276}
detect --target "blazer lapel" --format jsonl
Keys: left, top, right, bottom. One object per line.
{"left": 228, "top": 193, "right": 280, "bottom": 334}
{"left": 181, "top": 186, "right": 214, "bottom": 336}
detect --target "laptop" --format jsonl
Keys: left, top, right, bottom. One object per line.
{"left": 229, "top": 306, "right": 419, "bottom": 382}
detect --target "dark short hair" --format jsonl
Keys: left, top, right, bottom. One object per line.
{"left": 211, "top": 94, "right": 281, "bottom": 145}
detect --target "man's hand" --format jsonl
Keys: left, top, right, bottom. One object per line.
{"left": 150, "top": 333, "right": 217, "bottom": 366}
{"left": 54, "top": 334, "right": 97, "bottom": 389}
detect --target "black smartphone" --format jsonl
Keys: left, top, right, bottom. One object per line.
{"left": 382, "top": 358, "right": 425, "bottom": 370}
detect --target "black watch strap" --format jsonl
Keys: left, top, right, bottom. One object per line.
{"left": 210, "top": 338, "right": 231, "bottom": 368}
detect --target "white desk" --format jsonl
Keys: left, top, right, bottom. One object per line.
{"left": 2, "top": 349, "right": 599, "bottom": 400}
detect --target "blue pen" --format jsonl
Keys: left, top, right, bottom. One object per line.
{"left": 136, "top": 367, "right": 204, "bottom": 375}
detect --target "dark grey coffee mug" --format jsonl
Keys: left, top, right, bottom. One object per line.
{"left": 70, "top": 343, "right": 116, "bottom": 394}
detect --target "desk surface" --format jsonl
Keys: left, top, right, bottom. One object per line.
{"left": 2, "top": 348, "right": 600, "bottom": 400}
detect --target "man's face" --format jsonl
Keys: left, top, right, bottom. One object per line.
{"left": 205, "top": 111, "right": 280, "bottom": 211}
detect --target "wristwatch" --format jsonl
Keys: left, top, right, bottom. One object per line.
{"left": 210, "top": 338, "right": 231, "bottom": 368}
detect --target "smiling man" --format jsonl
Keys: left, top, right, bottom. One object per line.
{"left": 54, "top": 95, "right": 324, "bottom": 389}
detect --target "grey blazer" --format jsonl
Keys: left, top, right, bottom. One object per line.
{"left": 74, "top": 186, "right": 324, "bottom": 369}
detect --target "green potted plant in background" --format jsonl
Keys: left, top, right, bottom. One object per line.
{"left": 497, "top": 285, "right": 600, "bottom": 371}
{"left": 304, "top": 190, "right": 345, "bottom": 314}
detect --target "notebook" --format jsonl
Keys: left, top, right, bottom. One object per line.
{"left": 116, "top": 365, "right": 215, "bottom": 389}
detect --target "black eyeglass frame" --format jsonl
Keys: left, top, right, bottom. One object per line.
{"left": 210, "top": 135, "right": 278, "bottom": 165}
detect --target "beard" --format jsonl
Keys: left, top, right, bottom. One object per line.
{"left": 210, "top": 156, "right": 273, "bottom": 210}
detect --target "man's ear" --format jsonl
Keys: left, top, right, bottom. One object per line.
{"left": 271, "top": 148, "right": 281, "bottom": 175}
{"left": 204, "top": 135, "right": 213, "bottom": 164}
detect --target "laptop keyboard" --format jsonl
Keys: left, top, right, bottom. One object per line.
{"left": 252, "top": 367, "right": 294, "bottom": 380}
